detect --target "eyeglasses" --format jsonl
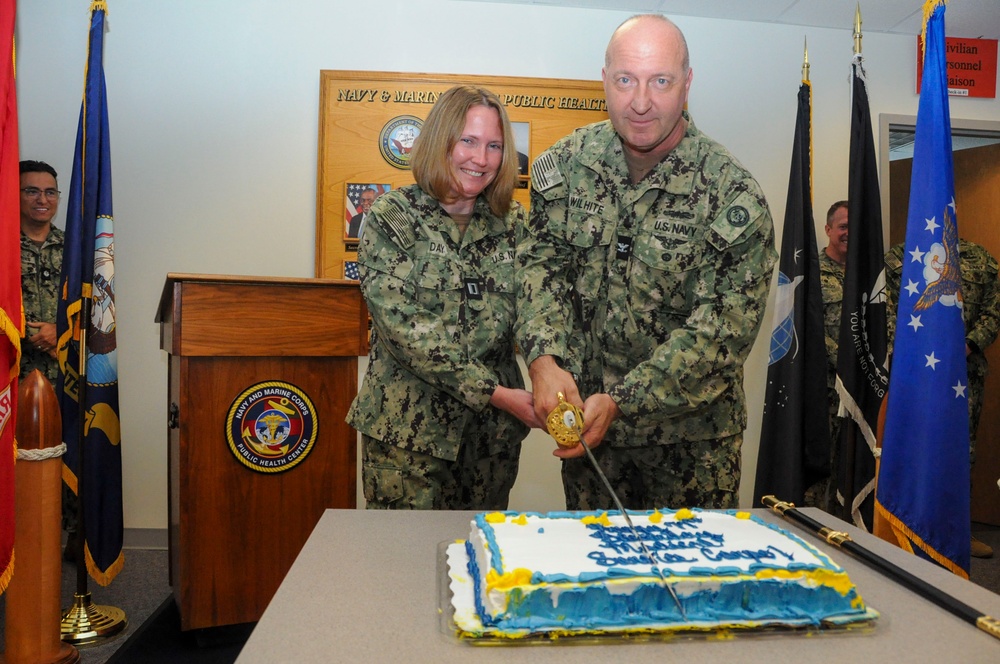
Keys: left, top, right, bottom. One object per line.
{"left": 21, "top": 187, "right": 61, "bottom": 199}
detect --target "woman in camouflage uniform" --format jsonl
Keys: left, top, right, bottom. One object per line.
{"left": 347, "top": 86, "right": 542, "bottom": 509}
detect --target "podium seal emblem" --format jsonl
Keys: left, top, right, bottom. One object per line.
{"left": 225, "top": 380, "right": 318, "bottom": 473}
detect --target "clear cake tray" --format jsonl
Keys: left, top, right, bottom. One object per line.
{"left": 439, "top": 541, "right": 880, "bottom": 645}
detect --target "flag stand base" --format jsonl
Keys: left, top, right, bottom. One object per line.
{"left": 59, "top": 593, "right": 127, "bottom": 646}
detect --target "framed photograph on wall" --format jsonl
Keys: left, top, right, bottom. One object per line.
{"left": 345, "top": 183, "right": 391, "bottom": 241}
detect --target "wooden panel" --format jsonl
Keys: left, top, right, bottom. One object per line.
{"left": 173, "top": 356, "right": 357, "bottom": 630}
{"left": 164, "top": 279, "right": 364, "bottom": 357}
{"left": 316, "top": 70, "right": 609, "bottom": 279}
{"left": 168, "top": 354, "right": 181, "bottom": 591}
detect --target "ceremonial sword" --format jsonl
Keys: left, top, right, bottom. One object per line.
{"left": 546, "top": 393, "right": 687, "bottom": 620}
{"left": 762, "top": 496, "right": 1000, "bottom": 641}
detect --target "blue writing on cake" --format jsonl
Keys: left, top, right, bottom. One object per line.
{"left": 701, "top": 544, "right": 795, "bottom": 563}
{"left": 584, "top": 517, "right": 794, "bottom": 566}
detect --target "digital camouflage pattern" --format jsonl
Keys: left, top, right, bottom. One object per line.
{"left": 360, "top": 433, "right": 519, "bottom": 510}
{"left": 804, "top": 250, "right": 846, "bottom": 509}
{"left": 886, "top": 239, "right": 1000, "bottom": 462}
{"left": 819, "top": 250, "right": 846, "bottom": 397}
{"left": 517, "top": 115, "right": 776, "bottom": 507}
{"left": 562, "top": 433, "right": 742, "bottom": 511}
{"left": 347, "top": 185, "right": 528, "bottom": 508}
{"left": 21, "top": 226, "right": 76, "bottom": 533}
{"left": 19, "top": 226, "right": 63, "bottom": 383}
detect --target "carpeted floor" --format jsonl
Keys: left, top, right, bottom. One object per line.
{"left": 0, "top": 545, "right": 255, "bottom": 663}
{"left": 0, "top": 547, "right": 174, "bottom": 663}
{"left": 970, "top": 522, "right": 1000, "bottom": 596}
{"left": 1, "top": 524, "right": 999, "bottom": 663}
{"left": 103, "top": 596, "right": 252, "bottom": 664}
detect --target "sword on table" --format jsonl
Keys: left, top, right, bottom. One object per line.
{"left": 762, "top": 496, "right": 1000, "bottom": 641}
{"left": 546, "top": 392, "right": 687, "bottom": 620}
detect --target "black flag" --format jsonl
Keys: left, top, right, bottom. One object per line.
{"left": 835, "top": 58, "right": 888, "bottom": 529}
{"left": 754, "top": 81, "right": 830, "bottom": 507}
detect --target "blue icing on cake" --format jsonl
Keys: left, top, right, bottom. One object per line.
{"left": 464, "top": 508, "right": 868, "bottom": 633}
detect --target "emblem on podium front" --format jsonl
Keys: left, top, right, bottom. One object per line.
{"left": 225, "top": 380, "right": 318, "bottom": 473}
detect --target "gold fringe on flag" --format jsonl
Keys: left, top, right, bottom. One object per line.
{"left": 86, "top": 547, "right": 124, "bottom": 588}
{"left": 0, "top": 549, "right": 12, "bottom": 595}
{"left": 922, "top": 0, "right": 947, "bottom": 45}
{"left": 875, "top": 501, "right": 969, "bottom": 579}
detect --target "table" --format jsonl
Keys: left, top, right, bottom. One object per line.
{"left": 237, "top": 508, "right": 1000, "bottom": 662}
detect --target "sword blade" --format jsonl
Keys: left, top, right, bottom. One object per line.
{"left": 579, "top": 441, "right": 687, "bottom": 620}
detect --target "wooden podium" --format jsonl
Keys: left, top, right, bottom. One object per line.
{"left": 156, "top": 273, "right": 366, "bottom": 630}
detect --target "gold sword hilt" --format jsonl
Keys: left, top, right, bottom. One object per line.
{"left": 546, "top": 392, "right": 585, "bottom": 448}
{"left": 544, "top": 391, "right": 689, "bottom": 620}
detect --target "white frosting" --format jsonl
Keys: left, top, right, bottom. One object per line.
{"left": 480, "top": 511, "right": 831, "bottom": 578}
{"left": 464, "top": 510, "right": 864, "bottom": 632}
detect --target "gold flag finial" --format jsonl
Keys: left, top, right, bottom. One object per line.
{"left": 802, "top": 37, "right": 810, "bottom": 82}
{"left": 853, "top": 3, "right": 863, "bottom": 55}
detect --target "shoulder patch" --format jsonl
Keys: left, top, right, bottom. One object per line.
{"left": 378, "top": 199, "right": 416, "bottom": 249}
{"left": 710, "top": 191, "right": 763, "bottom": 246}
{"left": 531, "top": 150, "right": 564, "bottom": 192}
{"left": 727, "top": 206, "right": 750, "bottom": 227}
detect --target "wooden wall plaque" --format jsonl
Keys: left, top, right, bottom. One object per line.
{"left": 315, "top": 70, "right": 609, "bottom": 278}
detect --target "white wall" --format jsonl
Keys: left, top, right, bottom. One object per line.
{"left": 14, "top": 0, "right": 1000, "bottom": 529}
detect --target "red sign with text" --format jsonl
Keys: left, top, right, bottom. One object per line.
{"left": 917, "top": 35, "right": 997, "bottom": 98}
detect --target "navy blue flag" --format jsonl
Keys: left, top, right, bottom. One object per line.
{"left": 876, "top": 0, "right": 970, "bottom": 577}
{"left": 754, "top": 81, "right": 831, "bottom": 507}
{"left": 56, "top": 1, "right": 123, "bottom": 585}
{"left": 835, "top": 55, "right": 888, "bottom": 530}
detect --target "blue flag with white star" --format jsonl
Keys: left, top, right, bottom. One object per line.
{"left": 876, "top": 0, "right": 970, "bottom": 577}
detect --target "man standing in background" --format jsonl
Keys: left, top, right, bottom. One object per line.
{"left": 19, "top": 158, "right": 78, "bottom": 560}
{"left": 805, "top": 200, "right": 848, "bottom": 511}
{"left": 19, "top": 159, "right": 62, "bottom": 383}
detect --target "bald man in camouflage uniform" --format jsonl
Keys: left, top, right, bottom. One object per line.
{"left": 517, "top": 15, "right": 776, "bottom": 511}
{"left": 886, "top": 239, "right": 1000, "bottom": 557}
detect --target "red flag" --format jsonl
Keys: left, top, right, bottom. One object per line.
{"left": 0, "top": 0, "right": 21, "bottom": 595}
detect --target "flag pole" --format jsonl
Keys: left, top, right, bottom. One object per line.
{"left": 802, "top": 37, "right": 809, "bottom": 82}
{"left": 58, "top": 1, "right": 127, "bottom": 644}
{"left": 60, "top": 293, "right": 127, "bottom": 645}
{"left": 853, "top": 3, "right": 863, "bottom": 55}
{"left": 762, "top": 496, "right": 1000, "bottom": 641}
